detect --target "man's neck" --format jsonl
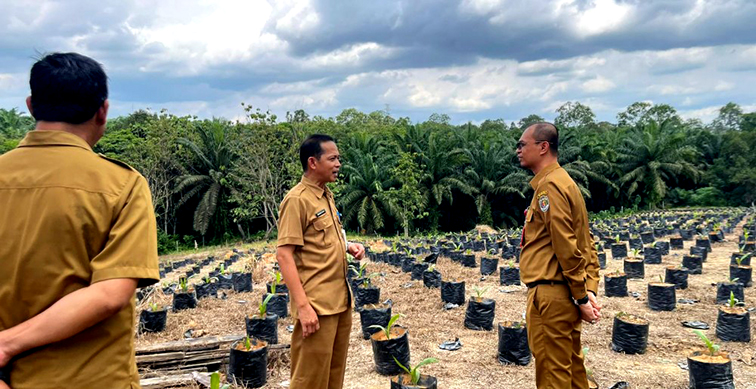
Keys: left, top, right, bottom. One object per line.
{"left": 34, "top": 121, "right": 98, "bottom": 147}
{"left": 531, "top": 157, "right": 558, "bottom": 175}
{"left": 304, "top": 172, "right": 327, "bottom": 189}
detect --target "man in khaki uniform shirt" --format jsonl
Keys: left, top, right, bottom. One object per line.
{"left": 0, "top": 53, "right": 159, "bottom": 389}
{"left": 277, "top": 134, "right": 365, "bottom": 389}
{"left": 517, "top": 123, "right": 601, "bottom": 389}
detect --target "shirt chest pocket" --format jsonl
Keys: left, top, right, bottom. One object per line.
{"left": 310, "top": 217, "right": 335, "bottom": 248}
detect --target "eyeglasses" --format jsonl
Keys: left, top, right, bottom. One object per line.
{"left": 516, "top": 140, "right": 550, "bottom": 150}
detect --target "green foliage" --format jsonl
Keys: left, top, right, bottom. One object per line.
{"left": 393, "top": 357, "right": 439, "bottom": 385}
{"left": 269, "top": 271, "right": 283, "bottom": 294}
{"left": 369, "top": 313, "right": 404, "bottom": 340}
{"left": 473, "top": 286, "right": 490, "bottom": 299}
{"left": 3, "top": 101, "right": 754, "bottom": 247}
{"left": 693, "top": 330, "right": 720, "bottom": 356}
{"left": 259, "top": 293, "right": 275, "bottom": 318}
{"left": 380, "top": 152, "right": 428, "bottom": 237}
{"left": 209, "top": 371, "right": 231, "bottom": 389}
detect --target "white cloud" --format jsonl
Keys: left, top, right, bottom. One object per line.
{"left": 582, "top": 76, "right": 615, "bottom": 93}
{"left": 573, "top": 0, "right": 633, "bottom": 37}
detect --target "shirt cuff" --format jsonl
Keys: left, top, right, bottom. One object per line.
{"left": 277, "top": 236, "right": 304, "bottom": 247}
{"left": 586, "top": 279, "right": 599, "bottom": 296}
{"left": 91, "top": 266, "right": 160, "bottom": 288}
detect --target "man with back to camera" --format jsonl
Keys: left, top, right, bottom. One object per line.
{"left": 517, "top": 122, "right": 601, "bottom": 388}
{"left": 0, "top": 53, "right": 160, "bottom": 388}
{"left": 276, "top": 134, "right": 366, "bottom": 389}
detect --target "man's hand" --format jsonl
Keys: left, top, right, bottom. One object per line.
{"left": 298, "top": 303, "right": 320, "bottom": 339}
{"left": 578, "top": 303, "right": 599, "bottom": 324}
{"left": 588, "top": 291, "right": 602, "bottom": 317}
{"left": 0, "top": 346, "right": 11, "bottom": 369}
{"left": 0, "top": 380, "right": 9, "bottom": 389}
{"left": 347, "top": 243, "right": 365, "bottom": 260}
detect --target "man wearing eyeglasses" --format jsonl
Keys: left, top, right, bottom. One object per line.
{"left": 517, "top": 122, "right": 601, "bottom": 389}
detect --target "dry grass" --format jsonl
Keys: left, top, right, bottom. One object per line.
{"left": 139, "top": 226, "right": 756, "bottom": 389}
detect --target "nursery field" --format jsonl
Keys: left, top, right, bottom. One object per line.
{"left": 135, "top": 209, "right": 756, "bottom": 389}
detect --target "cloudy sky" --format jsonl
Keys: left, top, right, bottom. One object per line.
{"left": 1, "top": 0, "right": 755, "bottom": 125}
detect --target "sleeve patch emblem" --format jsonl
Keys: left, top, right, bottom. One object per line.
{"left": 538, "top": 195, "right": 550, "bottom": 212}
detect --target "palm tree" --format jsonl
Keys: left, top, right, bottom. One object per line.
{"left": 337, "top": 152, "right": 395, "bottom": 234}
{"left": 174, "top": 119, "right": 235, "bottom": 236}
{"left": 557, "top": 128, "right": 617, "bottom": 199}
{"left": 419, "top": 131, "right": 473, "bottom": 226}
{"left": 616, "top": 119, "right": 702, "bottom": 207}
{"left": 464, "top": 139, "right": 529, "bottom": 227}
{"left": 0, "top": 108, "right": 33, "bottom": 138}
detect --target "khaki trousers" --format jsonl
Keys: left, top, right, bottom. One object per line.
{"left": 526, "top": 284, "right": 588, "bottom": 389}
{"left": 290, "top": 308, "right": 352, "bottom": 389}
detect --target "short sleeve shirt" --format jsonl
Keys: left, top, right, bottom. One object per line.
{"left": 520, "top": 163, "right": 600, "bottom": 300}
{"left": 0, "top": 131, "right": 160, "bottom": 388}
{"left": 277, "top": 175, "right": 350, "bottom": 319}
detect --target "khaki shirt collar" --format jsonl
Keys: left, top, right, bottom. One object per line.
{"left": 18, "top": 130, "right": 93, "bottom": 151}
{"left": 301, "top": 174, "right": 327, "bottom": 199}
{"left": 529, "top": 162, "right": 560, "bottom": 190}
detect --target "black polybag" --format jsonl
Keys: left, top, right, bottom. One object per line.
{"left": 480, "top": 257, "right": 498, "bottom": 275}
{"left": 611, "top": 315, "right": 649, "bottom": 354}
{"left": 218, "top": 274, "right": 234, "bottom": 290}
{"left": 647, "top": 284, "right": 676, "bottom": 311}
{"left": 423, "top": 270, "right": 442, "bottom": 288}
{"left": 245, "top": 314, "right": 278, "bottom": 345}
{"left": 355, "top": 286, "right": 381, "bottom": 308}
{"left": 605, "top": 275, "right": 628, "bottom": 297}
{"left": 139, "top": 309, "right": 167, "bottom": 333}
{"left": 683, "top": 255, "right": 703, "bottom": 274}
{"left": 665, "top": 268, "right": 688, "bottom": 289}
{"left": 497, "top": 322, "right": 531, "bottom": 366}
{"left": 228, "top": 340, "right": 268, "bottom": 388}
{"left": 623, "top": 259, "right": 644, "bottom": 279}
{"left": 716, "top": 283, "right": 744, "bottom": 305}
{"left": 687, "top": 352, "right": 734, "bottom": 389}
{"left": 441, "top": 281, "right": 465, "bottom": 305}
{"left": 232, "top": 272, "right": 253, "bottom": 292}
{"left": 411, "top": 262, "right": 429, "bottom": 281}
{"left": 401, "top": 257, "right": 415, "bottom": 273}
{"left": 464, "top": 298, "right": 495, "bottom": 331}
{"left": 265, "top": 293, "right": 288, "bottom": 318}
{"left": 370, "top": 327, "right": 411, "bottom": 375}
{"left": 172, "top": 291, "right": 197, "bottom": 311}
{"left": 716, "top": 309, "right": 750, "bottom": 342}
{"left": 499, "top": 267, "right": 521, "bottom": 286}
{"left": 360, "top": 304, "right": 391, "bottom": 339}
{"left": 729, "top": 266, "right": 752, "bottom": 287}
{"left": 391, "top": 374, "right": 438, "bottom": 389}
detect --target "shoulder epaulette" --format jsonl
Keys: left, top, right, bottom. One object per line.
{"left": 97, "top": 153, "right": 137, "bottom": 172}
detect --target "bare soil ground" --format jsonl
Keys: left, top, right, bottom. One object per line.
{"left": 138, "top": 224, "right": 756, "bottom": 389}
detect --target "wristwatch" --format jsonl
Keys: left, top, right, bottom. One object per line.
{"left": 575, "top": 295, "right": 590, "bottom": 305}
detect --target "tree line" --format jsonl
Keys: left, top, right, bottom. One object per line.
{"left": 1, "top": 101, "right": 755, "bottom": 253}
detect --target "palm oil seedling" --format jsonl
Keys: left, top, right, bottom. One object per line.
{"left": 393, "top": 357, "right": 439, "bottom": 385}
{"left": 369, "top": 313, "right": 404, "bottom": 340}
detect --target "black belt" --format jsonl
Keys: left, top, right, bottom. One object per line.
{"left": 526, "top": 280, "right": 567, "bottom": 288}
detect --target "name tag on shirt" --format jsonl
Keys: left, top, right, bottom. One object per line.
{"left": 316, "top": 209, "right": 326, "bottom": 217}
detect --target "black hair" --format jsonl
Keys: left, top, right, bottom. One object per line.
{"left": 530, "top": 122, "right": 559, "bottom": 154}
{"left": 29, "top": 52, "right": 108, "bottom": 124}
{"left": 299, "top": 134, "right": 335, "bottom": 172}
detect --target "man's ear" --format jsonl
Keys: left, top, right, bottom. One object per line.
{"left": 26, "top": 96, "right": 33, "bottom": 116}
{"left": 308, "top": 155, "right": 317, "bottom": 171}
{"left": 95, "top": 99, "right": 109, "bottom": 126}
{"left": 539, "top": 142, "right": 549, "bottom": 156}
